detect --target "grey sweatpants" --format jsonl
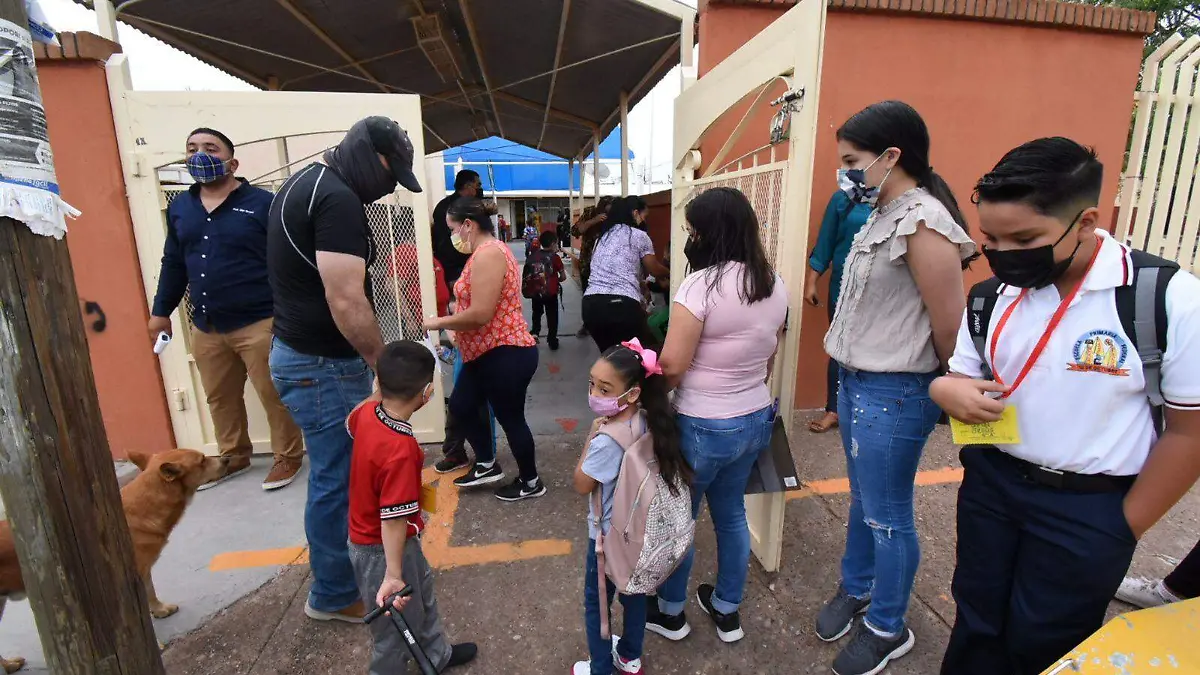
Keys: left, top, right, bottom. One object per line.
{"left": 349, "top": 538, "right": 453, "bottom": 674}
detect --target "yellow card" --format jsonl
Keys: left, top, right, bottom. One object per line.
{"left": 420, "top": 482, "right": 437, "bottom": 514}
{"left": 950, "top": 406, "right": 1022, "bottom": 445}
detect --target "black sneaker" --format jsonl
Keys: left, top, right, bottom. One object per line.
{"left": 453, "top": 462, "right": 505, "bottom": 488}
{"left": 434, "top": 454, "right": 470, "bottom": 474}
{"left": 816, "top": 584, "right": 871, "bottom": 642}
{"left": 831, "top": 622, "right": 914, "bottom": 675}
{"left": 548, "top": 337, "right": 560, "bottom": 351}
{"left": 494, "top": 476, "right": 547, "bottom": 502}
{"left": 445, "top": 642, "right": 478, "bottom": 669}
{"left": 645, "top": 596, "right": 691, "bottom": 641}
{"left": 696, "top": 584, "right": 743, "bottom": 643}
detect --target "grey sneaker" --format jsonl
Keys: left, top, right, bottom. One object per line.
{"left": 832, "top": 622, "right": 915, "bottom": 675}
{"left": 816, "top": 585, "right": 871, "bottom": 642}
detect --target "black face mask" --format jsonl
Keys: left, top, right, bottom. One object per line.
{"left": 982, "top": 211, "right": 1084, "bottom": 289}
{"left": 323, "top": 122, "right": 398, "bottom": 204}
{"left": 684, "top": 237, "right": 716, "bottom": 270}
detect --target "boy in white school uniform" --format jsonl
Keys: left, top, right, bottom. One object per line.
{"left": 932, "top": 137, "right": 1200, "bottom": 675}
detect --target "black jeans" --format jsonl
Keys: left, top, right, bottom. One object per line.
{"left": 940, "top": 449, "right": 1137, "bottom": 675}
{"left": 531, "top": 294, "right": 559, "bottom": 340}
{"left": 581, "top": 294, "right": 655, "bottom": 353}
{"left": 825, "top": 299, "right": 839, "bottom": 413}
{"left": 449, "top": 346, "right": 540, "bottom": 482}
{"left": 1166, "top": 539, "right": 1200, "bottom": 598}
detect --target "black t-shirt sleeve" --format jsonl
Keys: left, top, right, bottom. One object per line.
{"left": 313, "top": 189, "right": 370, "bottom": 259}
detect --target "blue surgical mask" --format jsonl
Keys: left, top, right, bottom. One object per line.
{"left": 843, "top": 152, "right": 891, "bottom": 207}
{"left": 187, "top": 152, "right": 230, "bottom": 184}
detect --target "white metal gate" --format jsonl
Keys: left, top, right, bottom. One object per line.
{"left": 1117, "top": 33, "right": 1200, "bottom": 274}
{"left": 670, "top": 0, "right": 826, "bottom": 571}
{"left": 105, "top": 55, "right": 445, "bottom": 454}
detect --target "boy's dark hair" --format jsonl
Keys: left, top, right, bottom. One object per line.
{"left": 539, "top": 230, "right": 557, "bottom": 248}
{"left": 600, "top": 345, "right": 691, "bottom": 494}
{"left": 376, "top": 341, "right": 435, "bottom": 400}
{"left": 188, "top": 127, "right": 235, "bottom": 156}
{"left": 973, "top": 137, "right": 1103, "bottom": 221}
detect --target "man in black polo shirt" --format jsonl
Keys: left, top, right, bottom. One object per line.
{"left": 268, "top": 116, "right": 423, "bottom": 623}
{"left": 149, "top": 128, "right": 304, "bottom": 493}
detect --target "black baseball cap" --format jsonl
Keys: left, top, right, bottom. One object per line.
{"left": 363, "top": 116, "right": 423, "bottom": 193}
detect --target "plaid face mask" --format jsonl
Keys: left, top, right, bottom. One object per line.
{"left": 186, "top": 152, "right": 230, "bottom": 184}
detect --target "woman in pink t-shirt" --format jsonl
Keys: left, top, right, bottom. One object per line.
{"left": 651, "top": 187, "right": 789, "bottom": 644}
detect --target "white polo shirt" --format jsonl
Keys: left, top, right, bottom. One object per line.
{"left": 948, "top": 231, "right": 1200, "bottom": 476}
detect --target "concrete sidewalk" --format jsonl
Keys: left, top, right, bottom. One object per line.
{"left": 3, "top": 242, "right": 1198, "bottom": 673}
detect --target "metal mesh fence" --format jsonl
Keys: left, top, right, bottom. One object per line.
{"left": 678, "top": 164, "right": 787, "bottom": 268}
{"left": 160, "top": 183, "right": 424, "bottom": 344}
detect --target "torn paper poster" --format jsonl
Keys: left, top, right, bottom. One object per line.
{"left": 26, "top": 0, "right": 59, "bottom": 46}
{"left": 0, "top": 17, "right": 80, "bottom": 239}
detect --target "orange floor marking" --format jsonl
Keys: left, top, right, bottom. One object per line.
{"left": 785, "top": 467, "right": 964, "bottom": 502}
{"left": 422, "top": 466, "right": 573, "bottom": 570}
{"left": 209, "top": 546, "right": 308, "bottom": 572}
{"left": 208, "top": 465, "right": 963, "bottom": 571}
{"left": 556, "top": 418, "right": 579, "bottom": 433}
{"left": 547, "top": 363, "right": 562, "bottom": 374}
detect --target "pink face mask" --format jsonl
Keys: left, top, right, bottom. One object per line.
{"left": 588, "top": 388, "right": 634, "bottom": 417}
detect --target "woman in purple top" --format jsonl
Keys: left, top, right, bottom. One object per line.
{"left": 580, "top": 196, "right": 670, "bottom": 351}
{"left": 650, "top": 187, "right": 789, "bottom": 645}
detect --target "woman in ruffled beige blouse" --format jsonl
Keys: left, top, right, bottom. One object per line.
{"left": 813, "top": 101, "right": 978, "bottom": 675}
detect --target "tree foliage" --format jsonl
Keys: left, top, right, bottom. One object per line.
{"left": 1084, "top": 0, "right": 1200, "bottom": 55}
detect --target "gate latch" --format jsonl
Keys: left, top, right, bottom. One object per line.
{"left": 769, "top": 88, "right": 805, "bottom": 145}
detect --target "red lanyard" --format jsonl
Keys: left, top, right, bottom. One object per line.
{"left": 988, "top": 236, "right": 1103, "bottom": 399}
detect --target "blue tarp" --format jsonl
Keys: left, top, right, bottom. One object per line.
{"left": 440, "top": 130, "right": 632, "bottom": 193}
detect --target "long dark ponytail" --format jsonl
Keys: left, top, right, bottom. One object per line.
{"left": 600, "top": 345, "right": 690, "bottom": 494}
{"left": 837, "top": 100, "right": 976, "bottom": 268}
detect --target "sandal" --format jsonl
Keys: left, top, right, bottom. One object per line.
{"left": 809, "top": 412, "right": 839, "bottom": 433}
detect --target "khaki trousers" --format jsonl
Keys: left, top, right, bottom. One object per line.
{"left": 190, "top": 318, "right": 303, "bottom": 461}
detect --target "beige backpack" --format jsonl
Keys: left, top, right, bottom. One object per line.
{"left": 591, "top": 414, "right": 694, "bottom": 639}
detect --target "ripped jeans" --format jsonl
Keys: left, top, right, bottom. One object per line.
{"left": 837, "top": 368, "right": 942, "bottom": 635}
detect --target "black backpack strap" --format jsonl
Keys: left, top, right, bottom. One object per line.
{"left": 967, "top": 277, "right": 1004, "bottom": 380}
{"left": 1116, "top": 249, "right": 1179, "bottom": 433}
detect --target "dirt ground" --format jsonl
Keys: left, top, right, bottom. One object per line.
{"left": 158, "top": 421, "right": 1200, "bottom": 675}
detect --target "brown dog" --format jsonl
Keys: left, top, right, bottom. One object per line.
{"left": 0, "top": 449, "right": 227, "bottom": 673}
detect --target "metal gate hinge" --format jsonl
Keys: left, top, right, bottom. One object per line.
{"left": 769, "top": 88, "right": 805, "bottom": 145}
{"left": 173, "top": 389, "right": 188, "bottom": 411}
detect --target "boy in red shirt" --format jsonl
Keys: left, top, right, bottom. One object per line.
{"left": 347, "top": 341, "right": 477, "bottom": 673}
{"left": 526, "top": 230, "right": 566, "bottom": 350}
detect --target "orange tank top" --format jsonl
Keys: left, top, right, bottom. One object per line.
{"left": 453, "top": 239, "right": 537, "bottom": 362}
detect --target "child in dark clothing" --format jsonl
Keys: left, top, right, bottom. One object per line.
{"left": 347, "top": 341, "right": 478, "bottom": 674}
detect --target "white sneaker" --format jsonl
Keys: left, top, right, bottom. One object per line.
{"left": 612, "top": 635, "right": 643, "bottom": 674}
{"left": 572, "top": 661, "right": 590, "bottom": 675}
{"left": 1116, "top": 577, "right": 1182, "bottom": 609}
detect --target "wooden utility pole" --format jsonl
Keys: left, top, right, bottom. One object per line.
{"left": 0, "top": 1, "right": 166, "bottom": 672}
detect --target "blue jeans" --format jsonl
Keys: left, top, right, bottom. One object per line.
{"left": 837, "top": 368, "right": 942, "bottom": 635}
{"left": 584, "top": 543, "right": 646, "bottom": 675}
{"left": 658, "top": 405, "right": 774, "bottom": 616}
{"left": 269, "top": 338, "right": 373, "bottom": 612}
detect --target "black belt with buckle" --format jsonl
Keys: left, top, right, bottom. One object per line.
{"left": 984, "top": 448, "right": 1137, "bottom": 493}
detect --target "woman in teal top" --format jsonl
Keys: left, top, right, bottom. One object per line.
{"left": 804, "top": 188, "right": 871, "bottom": 433}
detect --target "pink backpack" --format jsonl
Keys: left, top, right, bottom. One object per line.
{"left": 591, "top": 414, "right": 694, "bottom": 639}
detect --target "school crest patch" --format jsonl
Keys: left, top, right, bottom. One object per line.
{"left": 1069, "top": 330, "right": 1130, "bottom": 376}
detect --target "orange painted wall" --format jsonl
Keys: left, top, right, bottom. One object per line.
{"left": 698, "top": 5, "right": 1145, "bottom": 409}
{"left": 38, "top": 59, "right": 176, "bottom": 456}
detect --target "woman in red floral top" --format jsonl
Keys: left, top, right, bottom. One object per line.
{"left": 424, "top": 198, "right": 543, "bottom": 502}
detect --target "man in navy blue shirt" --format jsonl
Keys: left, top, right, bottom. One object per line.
{"left": 150, "top": 128, "right": 304, "bottom": 492}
